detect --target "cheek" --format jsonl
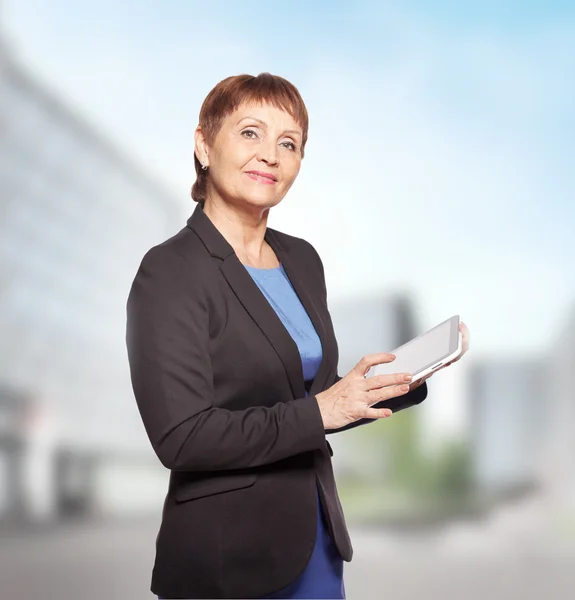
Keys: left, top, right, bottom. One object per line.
{"left": 215, "top": 152, "right": 245, "bottom": 185}
{"left": 283, "top": 158, "right": 301, "bottom": 184}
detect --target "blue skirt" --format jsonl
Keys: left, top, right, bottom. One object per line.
{"left": 262, "top": 485, "right": 345, "bottom": 599}
{"left": 158, "top": 485, "right": 345, "bottom": 599}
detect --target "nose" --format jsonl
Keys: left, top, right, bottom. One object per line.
{"left": 257, "top": 138, "right": 279, "bottom": 166}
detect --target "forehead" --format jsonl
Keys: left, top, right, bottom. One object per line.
{"left": 225, "top": 102, "right": 302, "bottom": 132}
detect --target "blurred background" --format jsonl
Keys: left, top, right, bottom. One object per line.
{"left": 0, "top": 1, "right": 574, "bottom": 598}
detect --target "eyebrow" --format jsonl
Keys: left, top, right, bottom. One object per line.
{"left": 236, "top": 116, "right": 302, "bottom": 137}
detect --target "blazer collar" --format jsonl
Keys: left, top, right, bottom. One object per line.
{"left": 186, "top": 201, "right": 332, "bottom": 400}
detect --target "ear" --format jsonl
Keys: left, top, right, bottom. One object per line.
{"left": 194, "top": 126, "right": 209, "bottom": 167}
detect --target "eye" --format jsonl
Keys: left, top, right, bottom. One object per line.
{"left": 241, "top": 128, "right": 258, "bottom": 139}
{"left": 281, "top": 140, "right": 297, "bottom": 151}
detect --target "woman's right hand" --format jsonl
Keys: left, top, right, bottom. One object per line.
{"left": 315, "top": 353, "right": 413, "bottom": 430}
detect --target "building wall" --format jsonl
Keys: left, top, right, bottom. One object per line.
{"left": 0, "top": 47, "right": 184, "bottom": 455}
{"left": 469, "top": 359, "right": 544, "bottom": 493}
{"left": 539, "top": 309, "right": 575, "bottom": 501}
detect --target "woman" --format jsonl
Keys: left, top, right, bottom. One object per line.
{"left": 126, "top": 72, "right": 469, "bottom": 600}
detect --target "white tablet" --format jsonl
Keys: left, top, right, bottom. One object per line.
{"left": 366, "top": 315, "right": 462, "bottom": 384}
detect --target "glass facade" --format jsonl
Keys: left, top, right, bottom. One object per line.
{"left": 0, "top": 47, "right": 184, "bottom": 455}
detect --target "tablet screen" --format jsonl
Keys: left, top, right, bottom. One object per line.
{"left": 371, "top": 316, "right": 458, "bottom": 378}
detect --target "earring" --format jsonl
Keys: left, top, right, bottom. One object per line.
{"left": 201, "top": 164, "right": 208, "bottom": 171}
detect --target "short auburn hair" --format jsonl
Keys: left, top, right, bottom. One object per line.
{"left": 191, "top": 72, "right": 309, "bottom": 203}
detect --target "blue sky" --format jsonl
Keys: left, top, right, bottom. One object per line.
{"left": 3, "top": 0, "right": 575, "bottom": 365}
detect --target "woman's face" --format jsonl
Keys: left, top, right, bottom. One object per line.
{"left": 196, "top": 102, "right": 303, "bottom": 211}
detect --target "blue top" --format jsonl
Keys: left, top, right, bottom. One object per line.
{"left": 244, "top": 263, "right": 346, "bottom": 600}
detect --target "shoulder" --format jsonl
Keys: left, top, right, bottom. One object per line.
{"left": 129, "top": 227, "right": 212, "bottom": 305}
{"left": 137, "top": 226, "right": 213, "bottom": 280}
{"left": 268, "top": 227, "right": 325, "bottom": 281}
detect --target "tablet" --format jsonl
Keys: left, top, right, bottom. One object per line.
{"left": 366, "top": 315, "right": 462, "bottom": 384}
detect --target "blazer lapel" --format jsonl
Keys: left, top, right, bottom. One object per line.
{"left": 266, "top": 229, "right": 333, "bottom": 399}
{"left": 187, "top": 202, "right": 332, "bottom": 401}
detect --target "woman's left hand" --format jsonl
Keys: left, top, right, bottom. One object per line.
{"left": 408, "top": 321, "right": 470, "bottom": 391}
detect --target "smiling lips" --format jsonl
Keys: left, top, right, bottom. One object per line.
{"left": 245, "top": 171, "right": 278, "bottom": 185}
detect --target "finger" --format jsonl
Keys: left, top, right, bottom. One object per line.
{"left": 364, "top": 371, "right": 413, "bottom": 390}
{"left": 362, "top": 407, "right": 393, "bottom": 420}
{"left": 366, "top": 382, "right": 411, "bottom": 407}
{"left": 354, "top": 352, "right": 397, "bottom": 377}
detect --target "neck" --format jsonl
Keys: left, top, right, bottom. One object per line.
{"left": 202, "top": 198, "right": 270, "bottom": 262}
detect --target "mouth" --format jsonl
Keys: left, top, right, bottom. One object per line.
{"left": 245, "top": 171, "right": 278, "bottom": 185}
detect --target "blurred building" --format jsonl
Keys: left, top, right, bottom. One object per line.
{"left": 468, "top": 359, "right": 544, "bottom": 498}
{"left": 0, "top": 40, "right": 184, "bottom": 522}
{"left": 328, "top": 292, "right": 423, "bottom": 479}
{"left": 330, "top": 291, "right": 421, "bottom": 375}
{"left": 539, "top": 308, "right": 575, "bottom": 505}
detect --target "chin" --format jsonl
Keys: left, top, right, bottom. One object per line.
{"left": 239, "top": 191, "right": 282, "bottom": 209}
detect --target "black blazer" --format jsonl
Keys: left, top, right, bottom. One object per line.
{"left": 125, "top": 201, "right": 427, "bottom": 599}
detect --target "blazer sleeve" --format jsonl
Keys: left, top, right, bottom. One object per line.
{"left": 309, "top": 246, "right": 428, "bottom": 436}
{"left": 125, "top": 246, "right": 326, "bottom": 472}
